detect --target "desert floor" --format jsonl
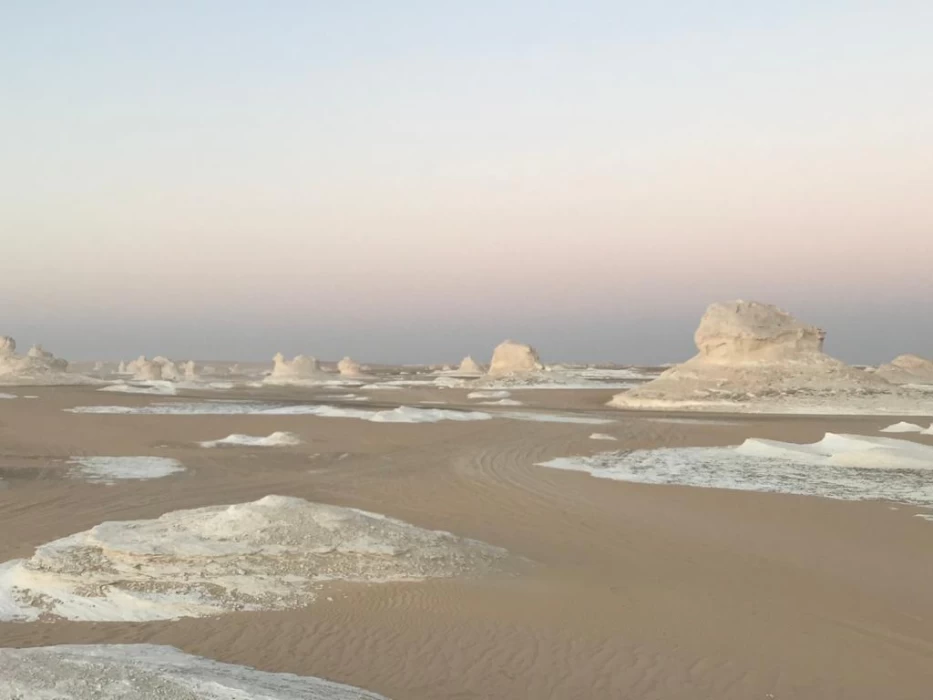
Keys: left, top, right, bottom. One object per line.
{"left": 1, "top": 384, "right": 932, "bottom": 699}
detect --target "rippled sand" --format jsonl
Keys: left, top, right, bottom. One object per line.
{"left": 1, "top": 384, "right": 932, "bottom": 699}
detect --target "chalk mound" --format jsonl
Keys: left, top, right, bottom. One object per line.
{"left": 457, "top": 356, "right": 485, "bottom": 375}
{"left": 0, "top": 644, "right": 389, "bottom": 699}
{"left": 876, "top": 354, "right": 933, "bottom": 384}
{"left": 487, "top": 340, "right": 544, "bottom": 377}
{"left": 610, "top": 301, "right": 894, "bottom": 411}
{"left": 538, "top": 434, "right": 933, "bottom": 506}
{"left": 337, "top": 356, "right": 363, "bottom": 377}
{"left": 200, "top": 431, "right": 303, "bottom": 448}
{"left": 0, "top": 495, "right": 506, "bottom": 621}
{"left": 0, "top": 336, "right": 93, "bottom": 386}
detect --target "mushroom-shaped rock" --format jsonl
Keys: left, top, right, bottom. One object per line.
{"left": 488, "top": 341, "right": 543, "bottom": 377}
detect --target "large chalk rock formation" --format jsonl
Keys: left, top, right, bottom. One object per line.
{"left": 610, "top": 301, "right": 890, "bottom": 409}
{"left": 876, "top": 354, "right": 933, "bottom": 384}
{"left": 487, "top": 340, "right": 544, "bottom": 377}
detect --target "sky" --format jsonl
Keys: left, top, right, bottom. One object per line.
{"left": 1, "top": 1, "right": 931, "bottom": 364}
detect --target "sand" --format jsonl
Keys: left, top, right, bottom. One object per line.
{"left": 0, "top": 384, "right": 932, "bottom": 698}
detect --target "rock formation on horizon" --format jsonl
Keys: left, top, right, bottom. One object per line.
{"left": 875, "top": 354, "right": 933, "bottom": 384}
{"left": 487, "top": 340, "right": 544, "bottom": 377}
{"left": 609, "top": 300, "right": 891, "bottom": 409}
{"left": 456, "top": 356, "right": 485, "bottom": 375}
{"left": 0, "top": 335, "right": 89, "bottom": 385}
{"left": 183, "top": 360, "right": 198, "bottom": 381}
{"left": 264, "top": 353, "right": 328, "bottom": 384}
{"left": 337, "top": 356, "right": 363, "bottom": 377}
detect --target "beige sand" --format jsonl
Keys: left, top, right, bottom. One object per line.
{"left": 1, "top": 385, "right": 932, "bottom": 699}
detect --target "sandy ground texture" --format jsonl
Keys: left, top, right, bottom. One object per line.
{"left": 0, "top": 384, "right": 932, "bottom": 699}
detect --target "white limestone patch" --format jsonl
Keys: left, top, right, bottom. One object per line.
{"left": 199, "top": 432, "right": 303, "bottom": 448}
{"left": 538, "top": 434, "right": 933, "bottom": 508}
{"left": 67, "top": 457, "right": 185, "bottom": 484}
{"left": 67, "top": 401, "right": 492, "bottom": 423}
{"left": 0, "top": 644, "right": 388, "bottom": 699}
{"left": 468, "top": 390, "right": 512, "bottom": 400}
{"left": 0, "top": 495, "right": 506, "bottom": 622}
{"left": 0, "top": 393, "right": 16, "bottom": 399}
{"left": 99, "top": 381, "right": 178, "bottom": 396}
{"left": 880, "top": 421, "right": 933, "bottom": 434}
{"left": 478, "top": 399, "right": 524, "bottom": 406}
{"left": 590, "top": 433, "right": 618, "bottom": 441}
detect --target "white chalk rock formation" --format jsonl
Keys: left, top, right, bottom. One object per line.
{"left": 876, "top": 354, "right": 933, "bottom": 384}
{"left": 337, "top": 356, "right": 363, "bottom": 377}
{"left": 487, "top": 340, "right": 544, "bottom": 377}
{"left": 132, "top": 359, "right": 163, "bottom": 381}
{"left": 457, "top": 356, "right": 485, "bottom": 375}
{"left": 125, "top": 355, "right": 147, "bottom": 375}
{"left": 157, "top": 359, "right": 181, "bottom": 381}
{"left": 0, "top": 337, "right": 15, "bottom": 356}
{"left": 0, "top": 495, "right": 506, "bottom": 622}
{"left": 0, "top": 336, "right": 90, "bottom": 385}
{"left": 264, "top": 352, "right": 328, "bottom": 385}
{"left": 183, "top": 359, "right": 197, "bottom": 380}
{"left": 117, "top": 360, "right": 127, "bottom": 374}
{"left": 0, "top": 645, "right": 389, "bottom": 700}
{"left": 610, "top": 301, "right": 893, "bottom": 411}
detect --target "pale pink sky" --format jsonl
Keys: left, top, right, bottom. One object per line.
{"left": 2, "top": 2, "right": 931, "bottom": 362}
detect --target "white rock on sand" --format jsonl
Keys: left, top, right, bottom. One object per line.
{"left": 0, "top": 336, "right": 93, "bottom": 386}
{"left": 0, "top": 495, "right": 506, "bottom": 622}
{"left": 609, "top": 300, "right": 906, "bottom": 412}
{"left": 539, "top": 434, "right": 933, "bottom": 506}
{"left": 264, "top": 352, "right": 329, "bottom": 385}
{"left": 0, "top": 644, "right": 389, "bottom": 699}
{"left": 337, "top": 356, "right": 363, "bottom": 377}
{"left": 199, "top": 431, "right": 303, "bottom": 448}
{"left": 456, "top": 355, "right": 485, "bottom": 375}
{"left": 487, "top": 340, "right": 544, "bottom": 377}
{"left": 876, "top": 354, "right": 933, "bottom": 384}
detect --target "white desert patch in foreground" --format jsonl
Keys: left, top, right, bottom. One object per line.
{"left": 67, "top": 456, "right": 185, "bottom": 483}
{"left": 538, "top": 434, "right": 933, "bottom": 509}
{"left": 0, "top": 644, "right": 388, "bottom": 699}
{"left": 880, "top": 421, "right": 933, "bottom": 434}
{"left": 0, "top": 495, "right": 506, "bottom": 622}
{"left": 200, "top": 431, "right": 303, "bottom": 448}
{"left": 0, "top": 392, "right": 16, "bottom": 399}
{"left": 590, "top": 433, "right": 618, "bottom": 441}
